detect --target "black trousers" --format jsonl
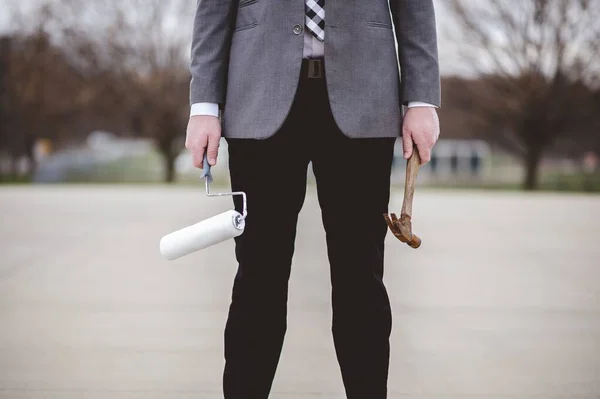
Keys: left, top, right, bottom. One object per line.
{"left": 223, "top": 60, "right": 396, "bottom": 399}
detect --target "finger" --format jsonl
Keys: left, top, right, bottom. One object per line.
{"left": 430, "top": 108, "right": 441, "bottom": 141}
{"left": 192, "top": 134, "right": 208, "bottom": 169}
{"left": 192, "top": 148, "right": 205, "bottom": 169}
{"left": 206, "top": 134, "right": 220, "bottom": 166}
{"left": 402, "top": 130, "right": 413, "bottom": 160}
{"left": 415, "top": 141, "right": 431, "bottom": 165}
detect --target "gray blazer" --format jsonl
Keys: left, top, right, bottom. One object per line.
{"left": 190, "top": 0, "right": 440, "bottom": 139}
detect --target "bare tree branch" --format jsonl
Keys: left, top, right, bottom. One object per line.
{"left": 442, "top": 0, "right": 600, "bottom": 189}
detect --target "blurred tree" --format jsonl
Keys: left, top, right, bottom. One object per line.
{"left": 62, "top": 0, "right": 193, "bottom": 183}
{"left": 0, "top": 0, "right": 107, "bottom": 180}
{"left": 128, "top": 72, "right": 189, "bottom": 183}
{"left": 0, "top": 37, "right": 10, "bottom": 178}
{"left": 444, "top": 0, "right": 600, "bottom": 189}
{"left": 0, "top": 31, "right": 89, "bottom": 180}
{"left": 3, "top": 0, "right": 192, "bottom": 183}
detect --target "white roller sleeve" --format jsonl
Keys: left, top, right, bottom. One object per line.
{"left": 160, "top": 209, "right": 245, "bottom": 260}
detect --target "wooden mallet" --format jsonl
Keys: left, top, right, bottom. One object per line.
{"left": 384, "top": 147, "right": 422, "bottom": 249}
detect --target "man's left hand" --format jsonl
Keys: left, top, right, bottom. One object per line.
{"left": 402, "top": 107, "right": 440, "bottom": 165}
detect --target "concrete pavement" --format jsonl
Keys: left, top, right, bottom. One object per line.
{"left": 1, "top": 185, "right": 599, "bottom": 398}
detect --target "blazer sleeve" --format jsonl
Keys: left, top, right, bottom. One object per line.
{"left": 390, "top": 0, "right": 441, "bottom": 108}
{"left": 189, "top": 0, "right": 238, "bottom": 106}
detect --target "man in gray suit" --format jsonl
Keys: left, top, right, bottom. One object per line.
{"left": 185, "top": 1, "right": 440, "bottom": 397}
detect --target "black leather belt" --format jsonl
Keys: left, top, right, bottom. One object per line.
{"left": 302, "top": 58, "right": 324, "bottom": 79}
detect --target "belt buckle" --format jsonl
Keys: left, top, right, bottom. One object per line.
{"left": 307, "top": 59, "right": 323, "bottom": 79}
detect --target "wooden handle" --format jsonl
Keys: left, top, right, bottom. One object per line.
{"left": 400, "top": 147, "right": 421, "bottom": 217}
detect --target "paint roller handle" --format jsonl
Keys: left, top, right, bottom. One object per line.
{"left": 200, "top": 152, "right": 213, "bottom": 183}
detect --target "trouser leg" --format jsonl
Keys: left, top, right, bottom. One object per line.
{"left": 310, "top": 76, "right": 396, "bottom": 399}
{"left": 222, "top": 84, "right": 310, "bottom": 399}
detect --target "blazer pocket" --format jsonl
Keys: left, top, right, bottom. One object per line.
{"left": 239, "top": 0, "right": 258, "bottom": 7}
{"left": 234, "top": 22, "right": 258, "bottom": 32}
{"left": 367, "top": 21, "right": 393, "bottom": 30}
{"left": 235, "top": 0, "right": 258, "bottom": 31}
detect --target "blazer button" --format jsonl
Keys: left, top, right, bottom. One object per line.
{"left": 293, "top": 24, "right": 303, "bottom": 35}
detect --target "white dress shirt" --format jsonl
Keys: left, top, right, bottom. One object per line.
{"left": 190, "top": 25, "right": 436, "bottom": 118}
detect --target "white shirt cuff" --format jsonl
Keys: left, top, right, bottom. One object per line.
{"left": 191, "top": 101, "right": 434, "bottom": 117}
{"left": 407, "top": 101, "right": 438, "bottom": 108}
{"left": 190, "top": 102, "right": 219, "bottom": 118}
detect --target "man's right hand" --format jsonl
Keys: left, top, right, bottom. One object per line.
{"left": 185, "top": 115, "right": 221, "bottom": 168}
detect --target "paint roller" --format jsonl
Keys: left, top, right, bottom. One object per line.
{"left": 159, "top": 155, "right": 247, "bottom": 261}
